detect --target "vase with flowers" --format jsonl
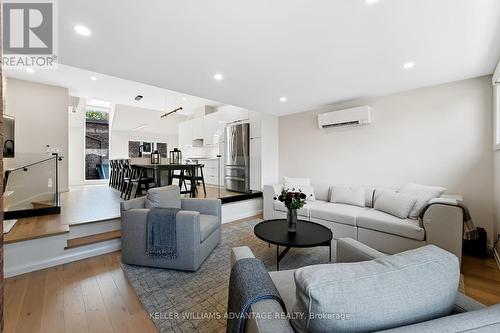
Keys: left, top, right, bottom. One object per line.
{"left": 274, "top": 187, "right": 309, "bottom": 233}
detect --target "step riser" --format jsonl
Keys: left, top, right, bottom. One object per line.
{"left": 68, "top": 218, "right": 121, "bottom": 239}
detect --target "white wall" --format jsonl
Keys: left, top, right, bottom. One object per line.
{"left": 279, "top": 76, "right": 495, "bottom": 242}
{"left": 68, "top": 98, "right": 86, "bottom": 186}
{"left": 261, "top": 112, "right": 280, "bottom": 186}
{"left": 5, "top": 78, "right": 69, "bottom": 192}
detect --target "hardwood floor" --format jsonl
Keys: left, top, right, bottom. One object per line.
{"left": 461, "top": 255, "right": 500, "bottom": 305}
{"left": 4, "top": 210, "right": 500, "bottom": 332}
{"left": 4, "top": 251, "right": 158, "bottom": 333}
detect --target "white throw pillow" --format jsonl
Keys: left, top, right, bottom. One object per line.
{"left": 400, "top": 183, "right": 446, "bottom": 219}
{"left": 283, "top": 176, "right": 310, "bottom": 186}
{"left": 330, "top": 186, "right": 365, "bottom": 207}
{"left": 283, "top": 184, "right": 316, "bottom": 201}
{"left": 374, "top": 192, "right": 417, "bottom": 219}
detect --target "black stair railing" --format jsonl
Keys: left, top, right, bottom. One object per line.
{"left": 3, "top": 153, "right": 63, "bottom": 219}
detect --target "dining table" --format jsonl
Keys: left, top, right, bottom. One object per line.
{"left": 131, "top": 163, "right": 202, "bottom": 197}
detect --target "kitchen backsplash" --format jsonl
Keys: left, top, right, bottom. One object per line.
{"left": 181, "top": 145, "right": 220, "bottom": 159}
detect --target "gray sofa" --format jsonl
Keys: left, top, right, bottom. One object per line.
{"left": 121, "top": 191, "right": 221, "bottom": 271}
{"left": 264, "top": 184, "right": 464, "bottom": 261}
{"left": 231, "top": 239, "right": 500, "bottom": 333}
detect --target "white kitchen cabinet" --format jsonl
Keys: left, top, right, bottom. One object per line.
{"left": 202, "top": 113, "right": 221, "bottom": 145}
{"left": 191, "top": 117, "right": 204, "bottom": 140}
{"left": 249, "top": 137, "right": 262, "bottom": 191}
{"left": 178, "top": 121, "right": 193, "bottom": 148}
{"left": 218, "top": 105, "right": 249, "bottom": 124}
{"left": 248, "top": 110, "right": 261, "bottom": 138}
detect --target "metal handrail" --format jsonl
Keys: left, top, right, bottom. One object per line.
{"left": 3, "top": 153, "right": 63, "bottom": 193}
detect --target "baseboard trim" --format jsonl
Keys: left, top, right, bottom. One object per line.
{"left": 5, "top": 239, "right": 121, "bottom": 277}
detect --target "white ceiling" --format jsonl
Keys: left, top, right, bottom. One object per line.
{"left": 111, "top": 104, "right": 186, "bottom": 134}
{"left": 14, "top": 0, "right": 500, "bottom": 117}
{"left": 4, "top": 64, "right": 222, "bottom": 117}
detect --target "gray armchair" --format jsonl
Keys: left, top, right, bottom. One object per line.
{"left": 121, "top": 195, "right": 221, "bottom": 271}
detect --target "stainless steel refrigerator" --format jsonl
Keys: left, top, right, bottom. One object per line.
{"left": 224, "top": 123, "right": 250, "bottom": 193}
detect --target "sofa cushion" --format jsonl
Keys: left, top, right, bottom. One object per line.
{"left": 330, "top": 186, "right": 366, "bottom": 207}
{"left": 374, "top": 191, "right": 417, "bottom": 219}
{"left": 199, "top": 214, "right": 218, "bottom": 242}
{"left": 290, "top": 245, "right": 459, "bottom": 333}
{"left": 145, "top": 185, "right": 181, "bottom": 209}
{"left": 283, "top": 176, "right": 310, "bottom": 186}
{"left": 400, "top": 183, "right": 446, "bottom": 219}
{"left": 273, "top": 200, "right": 309, "bottom": 217}
{"left": 357, "top": 209, "right": 425, "bottom": 240}
{"left": 310, "top": 203, "right": 368, "bottom": 226}
{"left": 274, "top": 200, "right": 328, "bottom": 217}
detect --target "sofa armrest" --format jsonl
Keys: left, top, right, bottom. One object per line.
{"left": 336, "top": 238, "right": 386, "bottom": 263}
{"left": 181, "top": 198, "right": 221, "bottom": 219}
{"left": 422, "top": 201, "right": 463, "bottom": 261}
{"left": 453, "top": 292, "right": 485, "bottom": 314}
{"left": 120, "top": 197, "right": 146, "bottom": 211}
{"left": 230, "top": 247, "right": 294, "bottom": 333}
{"left": 231, "top": 246, "right": 256, "bottom": 267}
{"left": 263, "top": 184, "right": 283, "bottom": 220}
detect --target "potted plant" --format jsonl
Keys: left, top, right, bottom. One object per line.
{"left": 274, "top": 188, "right": 309, "bottom": 232}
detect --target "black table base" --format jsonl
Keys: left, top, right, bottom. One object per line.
{"left": 275, "top": 241, "right": 331, "bottom": 271}
{"left": 254, "top": 219, "right": 334, "bottom": 271}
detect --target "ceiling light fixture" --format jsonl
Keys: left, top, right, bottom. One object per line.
{"left": 182, "top": 97, "right": 187, "bottom": 101}
{"left": 161, "top": 107, "right": 183, "bottom": 119}
{"left": 214, "top": 73, "right": 223, "bottom": 81}
{"left": 135, "top": 95, "right": 143, "bottom": 101}
{"left": 74, "top": 25, "right": 92, "bottom": 36}
{"left": 365, "top": 0, "right": 379, "bottom": 4}
{"left": 280, "top": 97, "right": 287, "bottom": 102}
{"left": 26, "top": 68, "right": 35, "bottom": 73}
{"left": 90, "top": 76, "right": 97, "bottom": 81}
{"left": 132, "top": 124, "right": 148, "bottom": 131}
{"left": 403, "top": 62, "right": 415, "bottom": 69}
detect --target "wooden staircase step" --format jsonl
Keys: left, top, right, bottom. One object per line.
{"left": 65, "top": 230, "right": 121, "bottom": 250}
{"left": 31, "top": 200, "right": 56, "bottom": 209}
{"left": 4, "top": 216, "right": 69, "bottom": 244}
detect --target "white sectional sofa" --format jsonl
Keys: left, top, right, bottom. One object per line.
{"left": 263, "top": 183, "right": 464, "bottom": 260}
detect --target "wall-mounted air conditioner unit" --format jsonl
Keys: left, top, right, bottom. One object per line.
{"left": 317, "top": 105, "right": 372, "bottom": 129}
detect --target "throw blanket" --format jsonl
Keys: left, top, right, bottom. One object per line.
{"left": 146, "top": 208, "right": 180, "bottom": 258}
{"left": 419, "top": 198, "right": 478, "bottom": 240}
{"left": 227, "top": 258, "right": 287, "bottom": 333}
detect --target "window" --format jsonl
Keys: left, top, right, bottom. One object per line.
{"left": 85, "top": 108, "right": 110, "bottom": 180}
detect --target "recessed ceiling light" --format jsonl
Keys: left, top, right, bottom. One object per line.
{"left": 182, "top": 97, "right": 187, "bottom": 101}
{"left": 214, "top": 73, "right": 223, "bottom": 81}
{"left": 90, "top": 76, "right": 97, "bottom": 81}
{"left": 403, "top": 62, "right": 415, "bottom": 69}
{"left": 74, "top": 25, "right": 92, "bottom": 36}
{"left": 26, "top": 68, "right": 35, "bottom": 73}
{"left": 279, "top": 97, "right": 287, "bottom": 102}
{"left": 365, "top": 0, "right": 379, "bottom": 4}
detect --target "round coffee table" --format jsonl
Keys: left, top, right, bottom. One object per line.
{"left": 254, "top": 219, "right": 333, "bottom": 270}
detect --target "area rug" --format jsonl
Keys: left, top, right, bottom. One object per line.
{"left": 121, "top": 218, "right": 332, "bottom": 333}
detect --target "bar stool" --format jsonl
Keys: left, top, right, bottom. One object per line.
{"left": 183, "top": 165, "right": 207, "bottom": 197}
